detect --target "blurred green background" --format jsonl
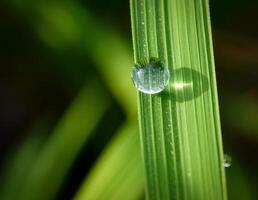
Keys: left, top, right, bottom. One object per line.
{"left": 0, "top": 0, "right": 258, "bottom": 199}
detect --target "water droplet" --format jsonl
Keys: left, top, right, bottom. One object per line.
{"left": 131, "top": 58, "right": 170, "bottom": 94}
{"left": 223, "top": 154, "right": 232, "bottom": 168}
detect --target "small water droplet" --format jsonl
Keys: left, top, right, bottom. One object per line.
{"left": 223, "top": 154, "right": 232, "bottom": 168}
{"left": 131, "top": 58, "right": 170, "bottom": 94}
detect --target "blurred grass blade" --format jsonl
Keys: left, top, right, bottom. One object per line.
{"left": 0, "top": 125, "right": 46, "bottom": 200}
{"left": 7, "top": 0, "right": 137, "bottom": 116}
{"left": 130, "top": 0, "right": 227, "bottom": 199}
{"left": 18, "top": 78, "right": 110, "bottom": 200}
{"left": 74, "top": 122, "right": 144, "bottom": 200}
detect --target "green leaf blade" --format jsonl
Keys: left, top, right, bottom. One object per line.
{"left": 130, "top": 0, "right": 227, "bottom": 199}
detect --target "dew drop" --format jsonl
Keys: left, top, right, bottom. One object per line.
{"left": 223, "top": 154, "right": 232, "bottom": 168}
{"left": 131, "top": 58, "right": 170, "bottom": 94}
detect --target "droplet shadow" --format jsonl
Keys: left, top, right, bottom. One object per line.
{"left": 159, "top": 67, "right": 209, "bottom": 102}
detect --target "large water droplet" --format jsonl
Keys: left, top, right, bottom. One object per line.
{"left": 223, "top": 154, "right": 232, "bottom": 168}
{"left": 131, "top": 59, "right": 170, "bottom": 94}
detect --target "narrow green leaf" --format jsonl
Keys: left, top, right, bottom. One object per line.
{"left": 19, "top": 78, "right": 110, "bottom": 200}
{"left": 130, "top": 0, "right": 227, "bottom": 199}
{"left": 0, "top": 126, "right": 45, "bottom": 200}
{"left": 74, "top": 122, "right": 144, "bottom": 200}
